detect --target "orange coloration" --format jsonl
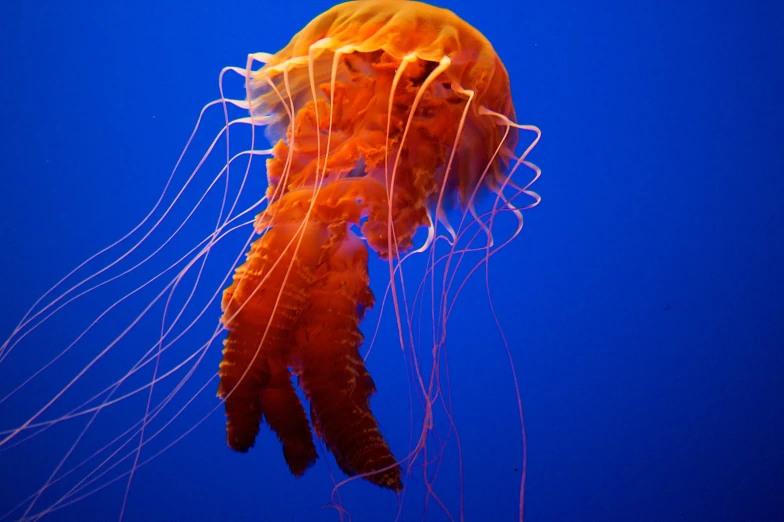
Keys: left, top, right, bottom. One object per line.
{"left": 218, "top": 0, "right": 520, "bottom": 491}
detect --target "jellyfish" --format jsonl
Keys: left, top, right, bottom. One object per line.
{"left": 0, "top": 0, "right": 540, "bottom": 520}
{"left": 218, "top": 0, "right": 540, "bottom": 492}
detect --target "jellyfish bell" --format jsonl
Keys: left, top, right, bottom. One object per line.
{"left": 0, "top": 1, "right": 540, "bottom": 520}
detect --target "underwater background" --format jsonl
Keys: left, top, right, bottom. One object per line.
{"left": 1, "top": 0, "right": 782, "bottom": 520}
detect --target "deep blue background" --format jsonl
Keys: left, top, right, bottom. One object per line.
{"left": 1, "top": 0, "right": 782, "bottom": 521}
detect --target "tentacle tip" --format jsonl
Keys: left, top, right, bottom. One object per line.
{"left": 378, "top": 473, "right": 403, "bottom": 493}
{"left": 227, "top": 440, "right": 254, "bottom": 453}
{"left": 227, "top": 429, "right": 257, "bottom": 453}
{"left": 284, "top": 443, "right": 319, "bottom": 477}
{"left": 289, "top": 456, "right": 319, "bottom": 478}
{"left": 366, "top": 467, "right": 404, "bottom": 492}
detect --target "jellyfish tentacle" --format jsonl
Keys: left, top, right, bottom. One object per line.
{"left": 218, "top": 222, "right": 324, "bottom": 473}
{"left": 258, "top": 355, "right": 318, "bottom": 476}
{"left": 293, "top": 220, "right": 403, "bottom": 491}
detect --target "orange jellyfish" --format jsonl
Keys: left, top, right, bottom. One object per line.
{"left": 217, "top": 0, "right": 541, "bottom": 493}
{"left": 0, "top": 1, "right": 540, "bottom": 520}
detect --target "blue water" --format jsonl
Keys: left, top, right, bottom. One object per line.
{"left": 1, "top": 0, "right": 782, "bottom": 521}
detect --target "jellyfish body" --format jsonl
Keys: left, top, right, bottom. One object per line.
{"left": 218, "top": 0, "right": 523, "bottom": 491}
